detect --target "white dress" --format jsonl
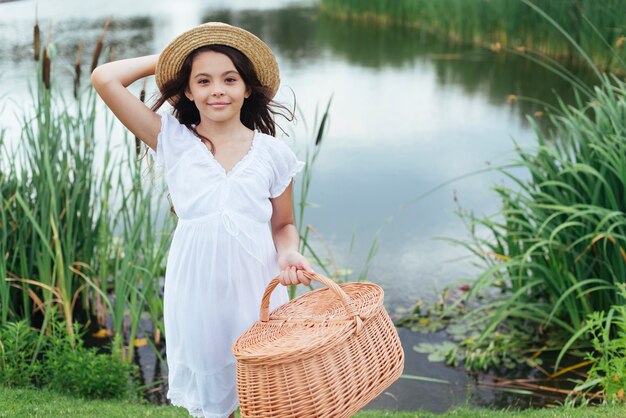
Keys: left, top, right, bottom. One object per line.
{"left": 151, "top": 110, "right": 305, "bottom": 418}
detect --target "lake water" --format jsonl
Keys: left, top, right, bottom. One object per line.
{"left": 0, "top": 0, "right": 598, "bottom": 412}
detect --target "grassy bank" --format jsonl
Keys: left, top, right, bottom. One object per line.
{"left": 320, "top": 0, "right": 626, "bottom": 74}
{"left": 2, "top": 387, "right": 626, "bottom": 417}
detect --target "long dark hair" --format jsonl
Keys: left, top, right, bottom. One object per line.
{"left": 151, "top": 44, "right": 294, "bottom": 153}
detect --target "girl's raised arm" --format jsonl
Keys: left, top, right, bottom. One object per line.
{"left": 91, "top": 54, "right": 162, "bottom": 151}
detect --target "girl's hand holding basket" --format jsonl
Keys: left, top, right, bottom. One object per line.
{"left": 277, "top": 250, "right": 313, "bottom": 286}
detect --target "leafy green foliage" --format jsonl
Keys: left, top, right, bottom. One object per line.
{"left": 579, "top": 293, "right": 626, "bottom": 401}
{"left": 399, "top": 289, "right": 545, "bottom": 371}
{"left": 0, "top": 321, "right": 46, "bottom": 388}
{"left": 0, "top": 320, "right": 139, "bottom": 401}
{"left": 44, "top": 334, "right": 139, "bottom": 401}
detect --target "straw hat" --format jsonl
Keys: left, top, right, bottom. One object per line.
{"left": 155, "top": 22, "right": 280, "bottom": 102}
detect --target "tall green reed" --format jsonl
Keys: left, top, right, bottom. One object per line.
{"left": 0, "top": 19, "right": 173, "bottom": 368}
{"left": 8, "top": 43, "right": 101, "bottom": 345}
{"left": 78, "top": 115, "right": 173, "bottom": 362}
{"left": 0, "top": 126, "right": 10, "bottom": 325}
{"left": 286, "top": 98, "right": 332, "bottom": 299}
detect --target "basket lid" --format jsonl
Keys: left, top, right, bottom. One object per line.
{"left": 232, "top": 274, "right": 384, "bottom": 364}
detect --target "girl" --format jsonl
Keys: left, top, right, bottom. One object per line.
{"left": 91, "top": 22, "right": 313, "bottom": 418}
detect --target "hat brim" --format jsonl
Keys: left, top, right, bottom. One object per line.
{"left": 155, "top": 22, "right": 280, "bottom": 103}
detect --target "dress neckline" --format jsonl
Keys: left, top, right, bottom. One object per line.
{"left": 193, "top": 129, "right": 259, "bottom": 178}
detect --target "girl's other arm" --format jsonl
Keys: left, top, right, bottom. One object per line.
{"left": 270, "top": 181, "right": 313, "bottom": 286}
{"left": 91, "top": 55, "right": 161, "bottom": 151}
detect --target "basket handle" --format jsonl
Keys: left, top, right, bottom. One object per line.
{"left": 260, "top": 272, "right": 362, "bottom": 332}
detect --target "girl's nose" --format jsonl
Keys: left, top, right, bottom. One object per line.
{"left": 211, "top": 83, "right": 225, "bottom": 96}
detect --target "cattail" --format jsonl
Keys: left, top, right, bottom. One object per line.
{"left": 73, "top": 41, "right": 83, "bottom": 99}
{"left": 33, "top": 11, "right": 40, "bottom": 61}
{"left": 168, "top": 194, "right": 177, "bottom": 217}
{"left": 315, "top": 99, "right": 332, "bottom": 146}
{"left": 108, "top": 46, "right": 116, "bottom": 62}
{"left": 91, "top": 17, "right": 111, "bottom": 73}
{"left": 154, "top": 327, "right": 161, "bottom": 346}
{"left": 139, "top": 77, "right": 147, "bottom": 103}
{"left": 135, "top": 77, "right": 148, "bottom": 156}
{"left": 42, "top": 46, "right": 51, "bottom": 90}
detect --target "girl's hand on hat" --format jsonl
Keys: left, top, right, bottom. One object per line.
{"left": 278, "top": 250, "right": 314, "bottom": 286}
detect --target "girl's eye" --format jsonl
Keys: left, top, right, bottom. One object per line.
{"left": 198, "top": 79, "right": 209, "bottom": 84}
{"left": 225, "top": 77, "right": 237, "bottom": 83}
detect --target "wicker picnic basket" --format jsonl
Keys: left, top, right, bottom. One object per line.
{"left": 232, "top": 271, "right": 404, "bottom": 418}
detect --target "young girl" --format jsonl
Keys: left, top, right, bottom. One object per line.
{"left": 91, "top": 22, "right": 313, "bottom": 418}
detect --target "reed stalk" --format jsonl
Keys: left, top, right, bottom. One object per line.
{"left": 108, "top": 46, "right": 116, "bottom": 63}
{"left": 91, "top": 17, "right": 111, "bottom": 74}
{"left": 33, "top": 11, "right": 40, "bottom": 62}
{"left": 136, "top": 78, "right": 148, "bottom": 157}
{"left": 0, "top": 127, "right": 10, "bottom": 325}
{"left": 289, "top": 99, "right": 332, "bottom": 299}
{"left": 74, "top": 41, "right": 83, "bottom": 99}
{"left": 41, "top": 47, "right": 50, "bottom": 90}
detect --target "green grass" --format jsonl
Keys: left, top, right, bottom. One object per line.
{"left": 357, "top": 406, "right": 626, "bottom": 417}
{"left": 2, "top": 387, "right": 626, "bottom": 418}
{"left": 0, "top": 387, "right": 188, "bottom": 418}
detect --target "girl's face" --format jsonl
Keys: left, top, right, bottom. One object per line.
{"left": 185, "top": 50, "right": 251, "bottom": 125}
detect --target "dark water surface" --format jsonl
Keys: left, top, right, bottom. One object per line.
{"left": 0, "top": 0, "right": 599, "bottom": 413}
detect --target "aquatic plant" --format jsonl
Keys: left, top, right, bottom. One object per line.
{"left": 0, "top": 18, "right": 174, "bottom": 365}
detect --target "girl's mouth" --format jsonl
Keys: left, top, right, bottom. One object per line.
{"left": 209, "top": 102, "right": 230, "bottom": 108}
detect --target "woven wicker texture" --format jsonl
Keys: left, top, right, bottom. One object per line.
{"left": 232, "top": 272, "right": 404, "bottom": 418}
{"left": 155, "top": 22, "right": 280, "bottom": 103}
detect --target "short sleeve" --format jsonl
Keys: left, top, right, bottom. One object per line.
{"left": 268, "top": 138, "right": 305, "bottom": 198}
{"left": 148, "top": 109, "right": 171, "bottom": 169}
{"left": 148, "top": 109, "right": 191, "bottom": 170}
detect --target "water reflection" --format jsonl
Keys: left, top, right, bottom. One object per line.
{"left": 1, "top": 5, "right": 596, "bottom": 121}
{"left": 210, "top": 6, "right": 597, "bottom": 122}
{"left": 200, "top": 7, "right": 321, "bottom": 66}
{"left": 314, "top": 13, "right": 597, "bottom": 117}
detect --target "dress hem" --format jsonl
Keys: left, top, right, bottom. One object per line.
{"left": 168, "top": 390, "right": 239, "bottom": 418}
